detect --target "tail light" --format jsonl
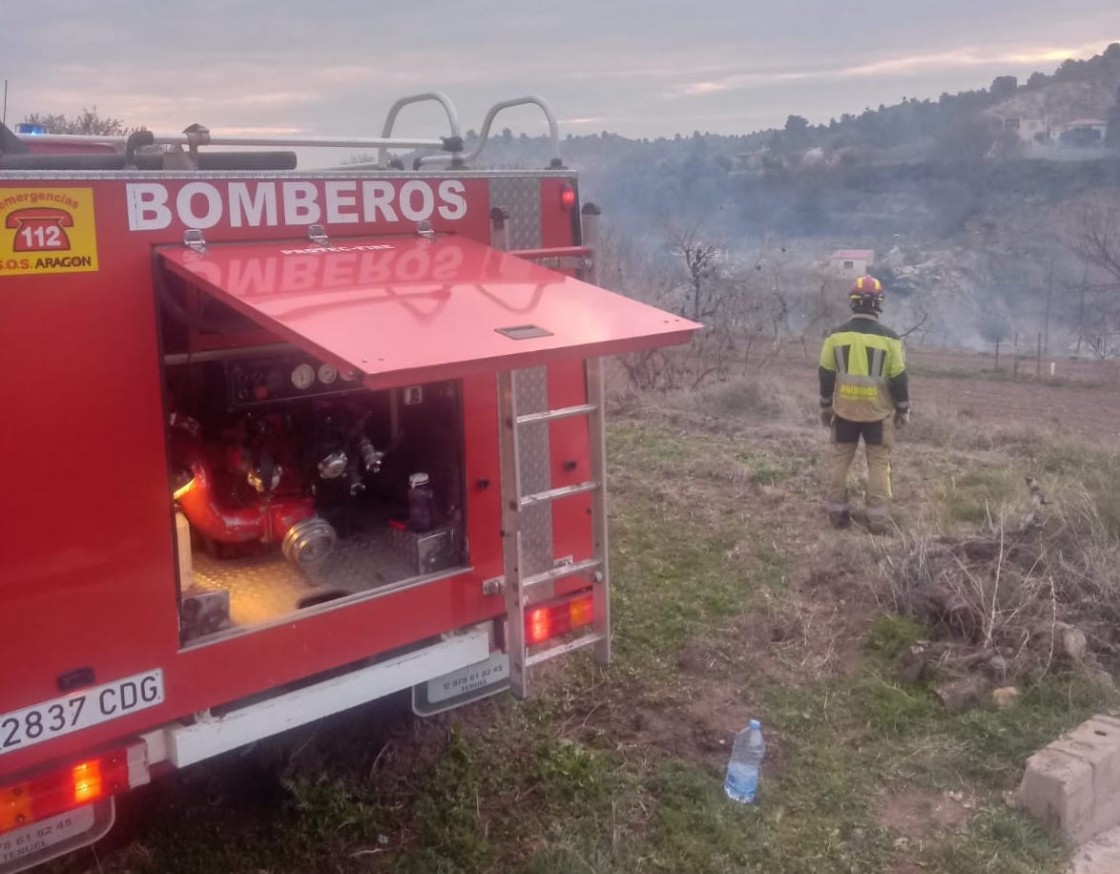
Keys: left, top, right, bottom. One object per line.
{"left": 0, "top": 744, "right": 148, "bottom": 835}
{"left": 559, "top": 183, "right": 576, "bottom": 211}
{"left": 525, "top": 593, "right": 595, "bottom": 646}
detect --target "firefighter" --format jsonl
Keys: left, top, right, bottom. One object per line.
{"left": 818, "top": 275, "right": 910, "bottom": 532}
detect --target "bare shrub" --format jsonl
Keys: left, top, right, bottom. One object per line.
{"left": 617, "top": 330, "right": 737, "bottom": 392}
{"left": 676, "top": 375, "right": 818, "bottom": 428}
{"left": 904, "top": 405, "right": 971, "bottom": 448}
{"left": 903, "top": 396, "right": 1054, "bottom": 455}
{"left": 883, "top": 482, "right": 1120, "bottom": 682}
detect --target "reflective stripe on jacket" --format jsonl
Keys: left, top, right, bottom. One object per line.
{"left": 819, "top": 315, "right": 909, "bottom": 422}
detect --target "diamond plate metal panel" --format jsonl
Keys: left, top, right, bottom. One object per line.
{"left": 516, "top": 367, "right": 553, "bottom": 577}
{"left": 489, "top": 177, "right": 541, "bottom": 250}
{"left": 188, "top": 530, "right": 459, "bottom": 630}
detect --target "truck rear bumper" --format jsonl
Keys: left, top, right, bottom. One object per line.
{"left": 142, "top": 627, "right": 490, "bottom": 769}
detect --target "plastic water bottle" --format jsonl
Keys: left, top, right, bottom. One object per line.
{"left": 724, "top": 719, "right": 765, "bottom": 803}
{"left": 407, "top": 472, "right": 436, "bottom": 532}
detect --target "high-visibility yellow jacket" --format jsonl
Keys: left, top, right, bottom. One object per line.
{"left": 819, "top": 315, "right": 910, "bottom": 422}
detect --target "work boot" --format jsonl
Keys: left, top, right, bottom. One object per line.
{"left": 866, "top": 518, "right": 892, "bottom": 536}
{"left": 829, "top": 510, "right": 851, "bottom": 529}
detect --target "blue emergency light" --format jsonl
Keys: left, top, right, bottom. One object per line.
{"left": 15, "top": 123, "right": 46, "bottom": 135}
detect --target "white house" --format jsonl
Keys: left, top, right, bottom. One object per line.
{"left": 828, "top": 249, "right": 874, "bottom": 274}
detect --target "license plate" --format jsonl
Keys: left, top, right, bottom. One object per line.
{"left": 0, "top": 669, "right": 164, "bottom": 756}
{"left": 427, "top": 652, "right": 508, "bottom": 704}
{"left": 0, "top": 805, "right": 95, "bottom": 867}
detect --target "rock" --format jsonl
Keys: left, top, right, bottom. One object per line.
{"left": 935, "top": 676, "right": 991, "bottom": 711}
{"left": 1091, "top": 668, "right": 1117, "bottom": 691}
{"left": 1062, "top": 626, "right": 1089, "bottom": 662}
{"left": 993, "top": 687, "right": 1021, "bottom": 709}
{"left": 849, "top": 827, "right": 866, "bottom": 849}
{"left": 897, "top": 645, "right": 930, "bottom": 684}
{"left": 985, "top": 654, "right": 1010, "bottom": 684}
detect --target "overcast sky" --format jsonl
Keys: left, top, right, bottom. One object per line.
{"left": 2, "top": 1, "right": 1118, "bottom": 148}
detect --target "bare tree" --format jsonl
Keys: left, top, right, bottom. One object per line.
{"left": 600, "top": 220, "right": 791, "bottom": 390}
{"left": 1074, "top": 194, "right": 1120, "bottom": 283}
{"left": 898, "top": 302, "right": 932, "bottom": 341}
{"left": 23, "top": 107, "right": 133, "bottom": 136}
{"left": 668, "top": 222, "right": 728, "bottom": 323}
{"left": 796, "top": 270, "right": 848, "bottom": 341}
{"left": 1068, "top": 193, "right": 1120, "bottom": 357}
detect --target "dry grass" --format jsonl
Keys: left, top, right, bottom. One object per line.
{"left": 883, "top": 486, "right": 1120, "bottom": 682}
{"left": 905, "top": 406, "right": 1054, "bottom": 456}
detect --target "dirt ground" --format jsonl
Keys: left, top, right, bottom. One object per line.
{"left": 910, "top": 347, "right": 1120, "bottom": 442}
{"left": 877, "top": 786, "right": 975, "bottom": 850}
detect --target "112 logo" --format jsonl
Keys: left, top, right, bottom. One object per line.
{"left": 6, "top": 207, "right": 74, "bottom": 251}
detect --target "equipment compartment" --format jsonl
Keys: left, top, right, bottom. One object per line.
{"left": 159, "top": 290, "right": 467, "bottom": 645}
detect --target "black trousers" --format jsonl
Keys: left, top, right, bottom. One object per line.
{"left": 833, "top": 416, "right": 885, "bottom": 445}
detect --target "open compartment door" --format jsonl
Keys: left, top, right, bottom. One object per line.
{"left": 155, "top": 233, "right": 700, "bottom": 647}
{"left": 157, "top": 234, "right": 700, "bottom": 389}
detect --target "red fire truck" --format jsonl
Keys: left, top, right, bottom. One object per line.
{"left": 0, "top": 94, "right": 699, "bottom": 870}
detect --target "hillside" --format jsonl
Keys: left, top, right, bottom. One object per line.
{"left": 471, "top": 43, "right": 1120, "bottom": 171}
{"left": 992, "top": 47, "right": 1120, "bottom": 129}
{"left": 464, "top": 45, "right": 1120, "bottom": 355}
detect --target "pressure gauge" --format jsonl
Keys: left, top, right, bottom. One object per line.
{"left": 318, "top": 363, "right": 338, "bottom": 385}
{"left": 291, "top": 363, "right": 316, "bottom": 391}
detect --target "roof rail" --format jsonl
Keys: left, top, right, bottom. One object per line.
{"left": 15, "top": 130, "right": 458, "bottom": 155}
{"left": 375, "top": 92, "right": 463, "bottom": 169}
{"left": 7, "top": 93, "right": 562, "bottom": 170}
{"left": 414, "top": 96, "right": 562, "bottom": 170}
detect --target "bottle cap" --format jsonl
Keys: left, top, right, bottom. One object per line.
{"left": 409, "top": 472, "right": 430, "bottom": 488}
{"left": 749, "top": 719, "right": 761, "bottom": 730}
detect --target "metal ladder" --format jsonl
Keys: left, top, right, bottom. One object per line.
{"left": 497, "top": 359, "right": 610, "bottom": 698}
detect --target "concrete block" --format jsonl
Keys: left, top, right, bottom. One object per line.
{"left": 1017, "top": 747, "right": 1094, "bottom": 841}
{"left": 1017, "top": 715, "right": 1120, "bottom": 846}
{"left": 1073, "top": 824, "right": 1120, "bottom": 874}
{"left": 1092, "top": 715, "right": 1120, "bottom": 734}
{"left": 1050, "top": 740, "right": 1118, "bottom": 845}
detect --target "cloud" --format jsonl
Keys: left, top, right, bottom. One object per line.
{"left": 681, "top": 83, "right": 733, "bottom": 96}
{"left": 3, "top": 2, "right": 1117, "bottom": 140}
{"left": 672, "top": 39, "right": 1116, "bottom": 101}
{"left": 841, "top": 41, "right": 1110, "bottom": 78}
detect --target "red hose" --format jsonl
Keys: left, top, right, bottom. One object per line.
{"left": 172, "top": 433, "right": 314, "bottom": 544}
